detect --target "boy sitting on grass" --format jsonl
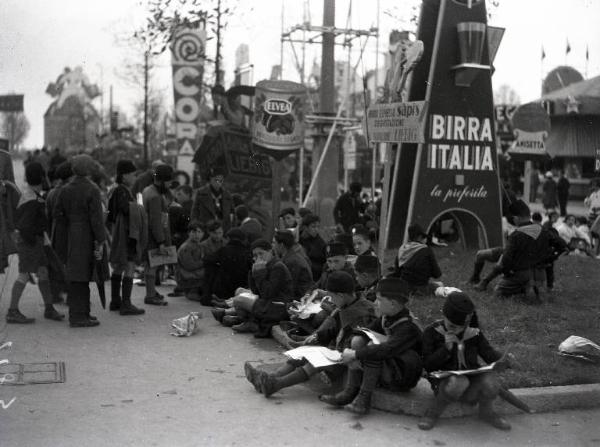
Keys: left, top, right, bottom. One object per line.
{"left": 244, "top": 270, "right": 375, "bottom": 398}
{"left": 419, "top": 291, "right": 512, "bottom": 431}
{"left": 320, "top": 277, "right": 423, "bottom": 414}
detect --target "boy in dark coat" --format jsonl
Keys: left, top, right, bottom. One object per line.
{"left": 208, "top": 228, "right": 253, "bottom": 301}
{"left": 320, "top": 277, "right": 422, "bottom": 414}
{"left": 391, "top": 223, "right": 441, "bottom": 295}
{"left": 274, "top": 229, "right": 313, "bottom": 299}
{"left": 106, "top": 159, "right": 145, "bottom": 315}
{"left": 6, "top": 162, "right": 63, "bottom": 324}
{"left": 299, "top": 214, "right": 327, "bottom": 280}
{"left": 226, "top": 239, "right": 294, "bottom": 334}
{"left": 191, "top": 166, "right": 233, "bottom": 232}
{"left": 245, "top": 271, "right": 375, "bottom": 397}
{"left": 235, "top": 204, "right": 263, "bottom": 245}
{"left": 314, "top": 241, "right": 356, "bottom": 290}
{"left": 495, "top": 200, "right": 550, "bottom": 301}
{"left": 142, "top": 164, "right": 173, "bottom": 306}
{"left": 419, "top": 291, "right": 511, "bottom": 431}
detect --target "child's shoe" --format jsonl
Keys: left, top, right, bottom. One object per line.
{"left": 345, "top": 390, "right": 371, "bottom": 414}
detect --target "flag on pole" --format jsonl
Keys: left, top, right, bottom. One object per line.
{"left": 541, "top": 46, "right": 546, "bottom": 60}
{"left": 566, "top": 39, "right": 571, "bottom": 55}
{"left": 586, "top": 45, "right": 589, "bottom": 61}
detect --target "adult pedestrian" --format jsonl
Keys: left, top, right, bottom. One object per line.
{"left": 557, "top": 171, "right": 570, "bottom": 217}
{"left": 142, "top": 164, "right": 174, "bottom": 306}
{"left": 333, "top": 181, "right": 364, "bottom": 233}
{"left": 191, "top": 166, "right": 233, "bottom": 232}
{"left": 541, "top": 171, "right": 558, "bottom": 212}
{"left": 54, "top": 154, "right": 106, "bottom": 327}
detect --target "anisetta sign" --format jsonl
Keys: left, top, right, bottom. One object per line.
{"left": 366, "top": 101, "right": 427, "bottom": 143}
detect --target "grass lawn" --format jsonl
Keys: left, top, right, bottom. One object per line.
{"left": 384, "top": 246, "right": 600, "bottom": 389}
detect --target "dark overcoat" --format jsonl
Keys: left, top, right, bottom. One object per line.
{"left": 142, "top": 184, "right": 171, "bottom": 250}
{"left": 54, "top": 176, "right": 106, "bottom": 282}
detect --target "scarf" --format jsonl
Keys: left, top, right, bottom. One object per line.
{"left": 209, "top": 186, "right": 223, "bottom": 219}
{"left": 434, "top": 324, "right": 480, "bottom": 370}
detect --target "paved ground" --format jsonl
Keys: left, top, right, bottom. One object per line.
{"left": 0, "top": 267, "right": 599, "bottom": 447}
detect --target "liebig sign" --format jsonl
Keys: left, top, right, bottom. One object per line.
{"left": 386, "top": 0, "right": 503, "bottom": 249}
{"left": 596, "top": 148, "right": 600, "bottom": 172}
{"left": 366, "top": 101, "right": 427, "bottom": 143}
{"left": 171, "top": 27, "right": 206, "bottom": 158}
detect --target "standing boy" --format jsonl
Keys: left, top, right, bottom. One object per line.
{"left": 419, "top": 291, "right": 512, "bottom": 431}
{"left": 321, "top": 277, "right": 422, "bottom": 414}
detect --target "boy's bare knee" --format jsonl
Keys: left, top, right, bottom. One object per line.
{"left": 477, "top": 372, "right": 501, "bottom": 399}
{"left": 350, "top": 336, "right": 368, "bottom": 350}
{"left": 440, "top": 375, "right": 470, "bottom": 400}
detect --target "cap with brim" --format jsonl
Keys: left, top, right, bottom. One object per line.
{"left": 154, "top": 164, "right": 174, "bottom": 182}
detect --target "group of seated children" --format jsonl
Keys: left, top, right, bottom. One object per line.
{"left": 242, "top": 273, "right": 513, "bottom": 432}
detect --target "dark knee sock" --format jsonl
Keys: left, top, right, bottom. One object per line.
{"left": 360, "top": 361, "right": 383, "bottom": 392}
{"left": 274, "top": 368, "right": 309, "bottom": 391}
{"left": 111, "top": 273, "right": 122, "bottom": 302}
{"left": 274, "top": 362, "right": 297, "bottom": 377}
{"left": 10, "top": 280, "right": 27, "bottom": 309}
{"left": 38, "top": 280, "right": 54, "bottom": 308}
{"left": 121, "top": 276, "right": 134, "bottom": 302}
{"left": 145, "top": 274, "right": 156, "bottom": 297}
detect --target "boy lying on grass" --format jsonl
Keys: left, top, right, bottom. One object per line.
{"left": 419, "top": 291, "right": 513, "bottom": 431}
{"left": 244, "top": 270, "right": 375, "bottom": 398}
{"left": 320, "top": 277, "right": 423, "bottom": 415}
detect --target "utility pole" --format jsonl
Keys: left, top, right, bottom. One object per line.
{"left": 313, "top": 0, "right": 338, "bottom": 226}
{"left": 215, "top": 0, "right": 222, "bottom": 86}
{"left": 143, "top": 48, "right": 149, "bottom": 168}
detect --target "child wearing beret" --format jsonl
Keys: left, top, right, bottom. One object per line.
{"left": 320, "top": 277, "right": 423, "bottom": 414}
{"left": 314, "top": 241, "right": 356, "bottom": 290}
{"left": 244, "top": 270, "right": 375, "bottom": 398}
{"left": 419, "top": 291, "right": 512, "bottom": 431}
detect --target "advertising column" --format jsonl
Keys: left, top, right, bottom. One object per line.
{"left": 170, "top": 27, "right": 207, "bottom": 180}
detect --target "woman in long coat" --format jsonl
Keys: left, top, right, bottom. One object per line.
{"left": 54, "top": 155, "right": 106, "bottom": 327}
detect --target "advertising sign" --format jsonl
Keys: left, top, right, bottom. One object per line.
{"left": 0, "top": 95, "right": 24, "bottom": 112}
{"left": 171, "top": 27, "right": 206, "bottom": 159}
{"left": 343, "top": 131, "right": 357, "bottom": 170}
{"left": 252, "top": 80, "right": 306, "bottom": 152}
{"left": 366, "top": 101, "right": 427, "bottom": 143}
{"left": 596, "top": 148, "right": 600, "bottom": 172}
{"left": 387, "top": 0, "right": 503, "bottom": 249}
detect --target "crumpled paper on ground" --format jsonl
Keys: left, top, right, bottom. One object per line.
{"left": 558, "top": 335, "right": 600, "bottom": 363}
{"left": 170, "top": 312, "right": 202, "bottom": 337}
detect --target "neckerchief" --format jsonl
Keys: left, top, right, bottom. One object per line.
{"left": 434, "top": 324, "right": 480, "bottom": 370}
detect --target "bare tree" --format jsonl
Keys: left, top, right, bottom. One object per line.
{"left": 494, "top": 84, "right": 521, "bottom": 105}
{"left": 0, "top": 112, "right": 30, "bottom": 151}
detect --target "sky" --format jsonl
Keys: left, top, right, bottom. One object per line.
{"left": 0, "top": 0, "right": 599, "bottom": 148}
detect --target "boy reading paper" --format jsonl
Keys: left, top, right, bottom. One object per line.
{"left": 320, "top": 277, "right": 422, "bottom": 414}
{"left": 244, "top": 271, "right": 375, "bottom": 398}
{"left": 419, "top": 291, "right": 512, "bottom": 431}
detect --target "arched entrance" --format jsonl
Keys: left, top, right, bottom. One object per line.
{"left": 426, "top": 208, "right": 490, "bottom": 250}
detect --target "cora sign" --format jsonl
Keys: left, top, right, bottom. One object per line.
{"left": 171, "top": 27, "right": 206, "bottom": 157}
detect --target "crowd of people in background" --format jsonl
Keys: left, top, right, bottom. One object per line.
{"left": 2, "top": 145, "right": 597, "bottom": 433}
